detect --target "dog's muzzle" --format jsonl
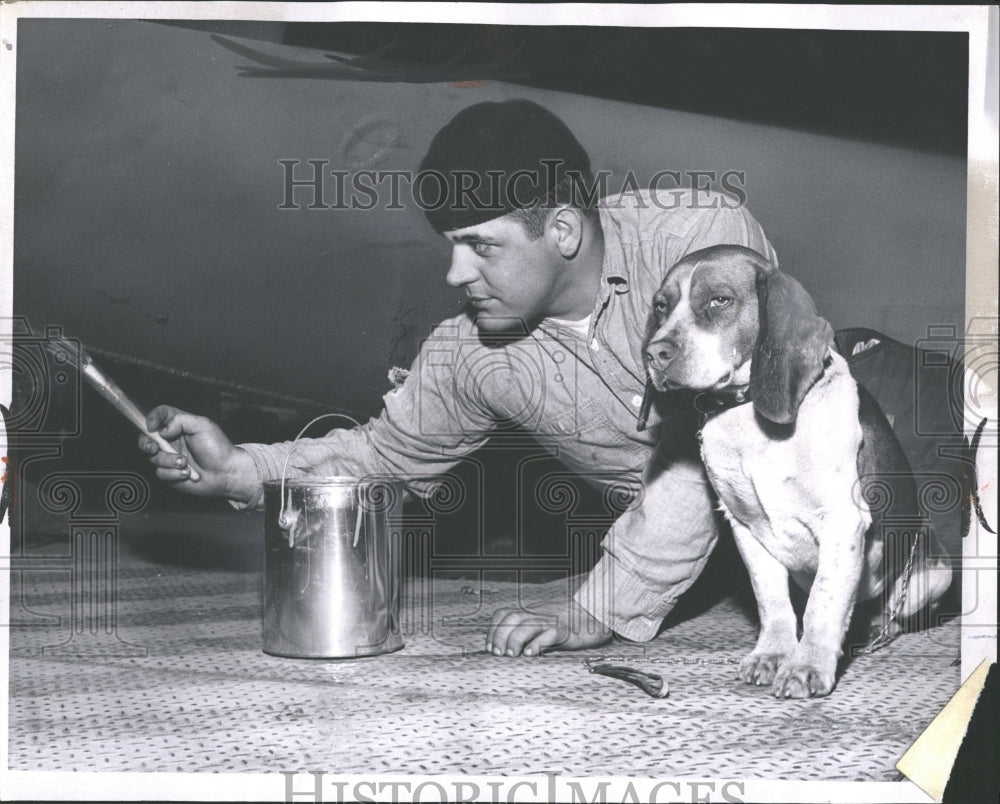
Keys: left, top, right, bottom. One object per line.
{"left": 644, "top": 337, "right": 678, "bottom": 373}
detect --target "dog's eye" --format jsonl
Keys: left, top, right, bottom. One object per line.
{"left": 653, "top": 299, "right": 669, "bottom": 314}
{"left": 708, "top": 296, "right": 732, "bottom": 309}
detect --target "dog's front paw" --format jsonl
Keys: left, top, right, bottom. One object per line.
{"left": 771, "top": 644, "right": 838, "bottom": 698}
{"left": 738, "top": 652, "right": 787, "bottom": 686}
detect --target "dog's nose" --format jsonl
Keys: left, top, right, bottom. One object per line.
{"left": 645, "top": 338, "right": 678, "bottom": 369}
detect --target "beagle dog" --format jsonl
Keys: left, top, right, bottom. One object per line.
{"left": 643, "top": 245, "right": 952, "bottom": 698}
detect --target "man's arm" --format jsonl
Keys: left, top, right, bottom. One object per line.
{"left": 141, "top": 314, "right": 498, "bottom": 508}
{"left": 230, "top": 315, "right": 499, "bottom": 510}
{"left": 491, "top": 423, "right": 720, "bottom": 654}
{"left": 573, "top": 426, "right": 721, "bottom": 641}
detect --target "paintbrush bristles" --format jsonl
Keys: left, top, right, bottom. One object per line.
{"left": 34, "top": 329, "right": 201, "bottom": 481}
{"left": 41, "top": 333, "right": 92, "bottom": 368}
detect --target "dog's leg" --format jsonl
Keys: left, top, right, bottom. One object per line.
{"left": 732, "top": 525, "right": 798, "bottom": 687}
{"left": 772, "top": 513, "right": 866, "bottom": 698}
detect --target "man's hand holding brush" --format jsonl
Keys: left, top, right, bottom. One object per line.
{"left": 139, "top": 405, "right": 259, "bottom": 504}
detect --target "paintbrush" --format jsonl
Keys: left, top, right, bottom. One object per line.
{"left": 42, "top": 333, "right": 201, "bottom": 481}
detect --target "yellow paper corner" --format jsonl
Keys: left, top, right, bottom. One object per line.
{"left": 896, "top": 658, "right": 994, "bottom": 801}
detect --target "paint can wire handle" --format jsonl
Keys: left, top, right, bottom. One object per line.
{"left": 276, "top": 413, "right": 366, "bottom": 536}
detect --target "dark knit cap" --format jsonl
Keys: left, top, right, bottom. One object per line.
{"left": 417, "top": 99, "right": 592, "bottom": 234}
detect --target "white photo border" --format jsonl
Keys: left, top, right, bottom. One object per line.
{"left": 1, "top": 4, "right": 996, "bottom": 802}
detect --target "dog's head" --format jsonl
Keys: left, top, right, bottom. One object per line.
{"left": 643, "top": 245, "right": 834, "bottom": 425}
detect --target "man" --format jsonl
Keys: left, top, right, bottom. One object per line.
{"left": 140, "top": 99, "right": 776, "bottom": 657}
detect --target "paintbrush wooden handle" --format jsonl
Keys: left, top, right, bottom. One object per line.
{"left": 80, "top": 363, "right": 201, "bottom": 482}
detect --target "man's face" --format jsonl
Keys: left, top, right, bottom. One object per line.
{"left": 442, "top": 214, "right": 565, "bottom": 333}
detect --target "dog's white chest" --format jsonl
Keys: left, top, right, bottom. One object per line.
{"left": 698, "top": 371, "right": 863, "bottom": 572}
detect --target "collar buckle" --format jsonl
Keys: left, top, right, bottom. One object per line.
{"left": 694, "top": 388, "right": 751, "bottom": 417}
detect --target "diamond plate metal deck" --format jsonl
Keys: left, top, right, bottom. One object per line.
{"left": 8, "top": 517, "right": 960, "bottom": 780}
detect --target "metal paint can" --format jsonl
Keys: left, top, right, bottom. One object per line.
{"left": 262, "top": 476, "right": 404, "bottom": 658}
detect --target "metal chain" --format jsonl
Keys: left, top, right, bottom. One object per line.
{"left": 857, "top": 529, "right": 922, "bottom": 655}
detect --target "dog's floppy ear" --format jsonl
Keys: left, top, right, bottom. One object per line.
{"left": 749, "top": 268, "right": 834, "bottom": 425}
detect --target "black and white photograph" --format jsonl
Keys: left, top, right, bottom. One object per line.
{"left": 1, "top": 3, "right": 997, "bottom": 802}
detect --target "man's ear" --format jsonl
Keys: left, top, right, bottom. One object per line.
{"left": 749, "top": 268, "right": 834, "bottom": 425}
{"left": 551, "top": 206, "right": 583, "bottom": 259}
